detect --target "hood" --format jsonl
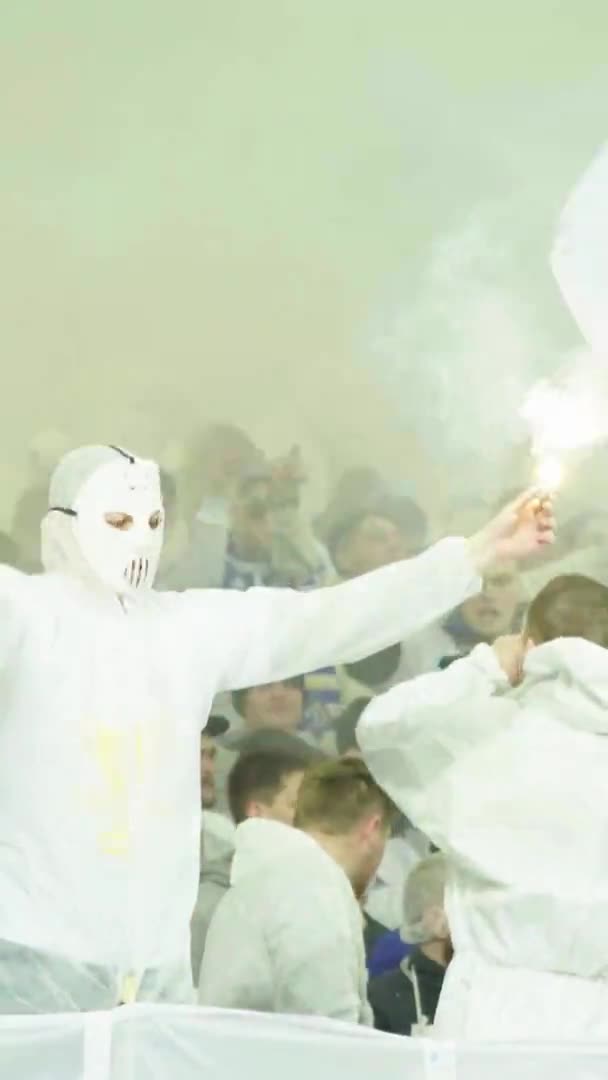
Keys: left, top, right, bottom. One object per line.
{"left": 230, "top": 819, "right": 318, "bottom": 885}
{"left": 41, "top": 444, "right": 163, "bottom": 601}
{"left": 520, "top": 637, "right": 608, "bottom": 735}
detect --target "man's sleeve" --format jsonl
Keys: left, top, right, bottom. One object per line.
{"left": 178, "top": 538, "right": 480, "bottom": 693}
{"left": 357, "top": 646, "right": 515, "bottom": 848}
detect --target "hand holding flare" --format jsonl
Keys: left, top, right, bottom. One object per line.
{"left": 468, "top": 489, "right": 556, "bottom": 573}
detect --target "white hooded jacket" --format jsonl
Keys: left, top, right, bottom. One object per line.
{"left": 358, "top": 638, "right": 608, "bottom": 1040}
{"left": 198, "top": 819, "right": 372, "bottom": 1025}
{"left": 0, "top": 528, "right": 478, "bottom": 1009}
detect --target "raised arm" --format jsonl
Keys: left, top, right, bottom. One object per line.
{"left": 357, "top": 644, "right": 515, "bottom": 847}
{"left": 177, "top": 490, "right": 554, "bottom": 693}
{"left": 204, "top": 537, "right": 480, "bottom": 692}
{"left": 358, "top": 644, "right": 509, "bottom": 753}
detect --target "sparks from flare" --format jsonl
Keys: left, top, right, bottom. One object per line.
{"left": 520, "top": 363, "right": 605, "bottom": 496}
{"left": 521, "top": 358, "right": 608, "bottom": 463}
{"left": 535, "top": 456, "right": 563, "bottom": 494}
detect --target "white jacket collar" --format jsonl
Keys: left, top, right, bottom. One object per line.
{"left": 230, "top": 819, "right": 336, "bottom": 885}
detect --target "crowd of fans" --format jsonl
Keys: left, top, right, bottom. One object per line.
{"left": 159, "top": 425, "right": 599, "bottom": 1036}
{"left": 4, "top": 422, "right": 607, "bottom": 1039}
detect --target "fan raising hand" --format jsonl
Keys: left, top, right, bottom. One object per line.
{"left": 468, "top": 490, "right": 556, "bottom": 573}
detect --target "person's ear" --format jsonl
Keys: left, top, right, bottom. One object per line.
{"left": 360, "top": 812, "right": 383, "bottom": 843}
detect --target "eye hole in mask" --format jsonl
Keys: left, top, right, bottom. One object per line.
{"left": 105, "top": 512, "right": 133, "bottom": 531}
{"left": 104, "top": 511, "right": 163, "bottom": 531}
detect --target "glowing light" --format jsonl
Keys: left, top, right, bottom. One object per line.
{"left": 535, "top": 457, "right": 563, "bottom": 493}
{"left": 520, "top": 356, "right": 608, "bottom": 458}
{"left": 520, "top": 357, "right": 608, "bottom": 496}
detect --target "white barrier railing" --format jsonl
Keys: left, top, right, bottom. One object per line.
{"left": 1, "top": 1002, "right": 608, "bottom": 1080}
{"left": 1, "top": 1005, "right": 608, "bottom": 1080}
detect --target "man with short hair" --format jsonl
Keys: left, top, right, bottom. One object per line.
{"left": 199, "top": 714, "right": 230, "bottom": 810}
{"left": 191, "top": 748, "right": 308, "bottom": 985}
{"left": 359, "top": 573, "right": 608, "bottom": 1042}
{"left": 198, "top": 758, "right": 397, "bottom": 1023}
{"left": 227, "top": 749, "right": 308, "bottom": 826}
{"left": 333, "top": 697, "right": 430, "bottom": 932}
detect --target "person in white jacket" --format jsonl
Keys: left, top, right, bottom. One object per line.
{"left": 198, "top": 757, "right": 397, "bottom": 1023}
{"left": 358, "top": 571, "right": 608, "bottom": 1042}
{"left": 0, "top": 444, "right": 552, "bottom": 1012}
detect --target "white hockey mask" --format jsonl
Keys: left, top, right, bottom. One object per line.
{"left": 60, "top": 455, "right": 164, "bottom": 596}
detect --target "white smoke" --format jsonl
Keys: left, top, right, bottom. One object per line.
{"left": 521, "top": 350, "right": 608, "bottom": 458}
{"left": 366, "top": 110, "right": 608, "bottom": 512}
{"left": 367, "top": 208, "right": 554, "bottom": 501}
{"left": 520, "top": 139, "right": 608, "bottom": 490}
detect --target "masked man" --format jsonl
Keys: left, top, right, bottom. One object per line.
{"left": 0, "top": 445, "right": 552, "bottom": 1012}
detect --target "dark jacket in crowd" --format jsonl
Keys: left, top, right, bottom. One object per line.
{"left": 367, "top": 948, "right": 446, "bottom": 1036}
{"left": 362, "top": 913, "right": 389, "bottom": 962}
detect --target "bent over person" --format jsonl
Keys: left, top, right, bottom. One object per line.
{"left": 358, "top": 573, "right": 608, "bottom": 1043}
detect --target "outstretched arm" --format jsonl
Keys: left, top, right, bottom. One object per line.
{"left": 177, "top": 490, "right": 553, "bottom": 694}
{"left": 203, "top": 537, "right": 480, "bottom": 692}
